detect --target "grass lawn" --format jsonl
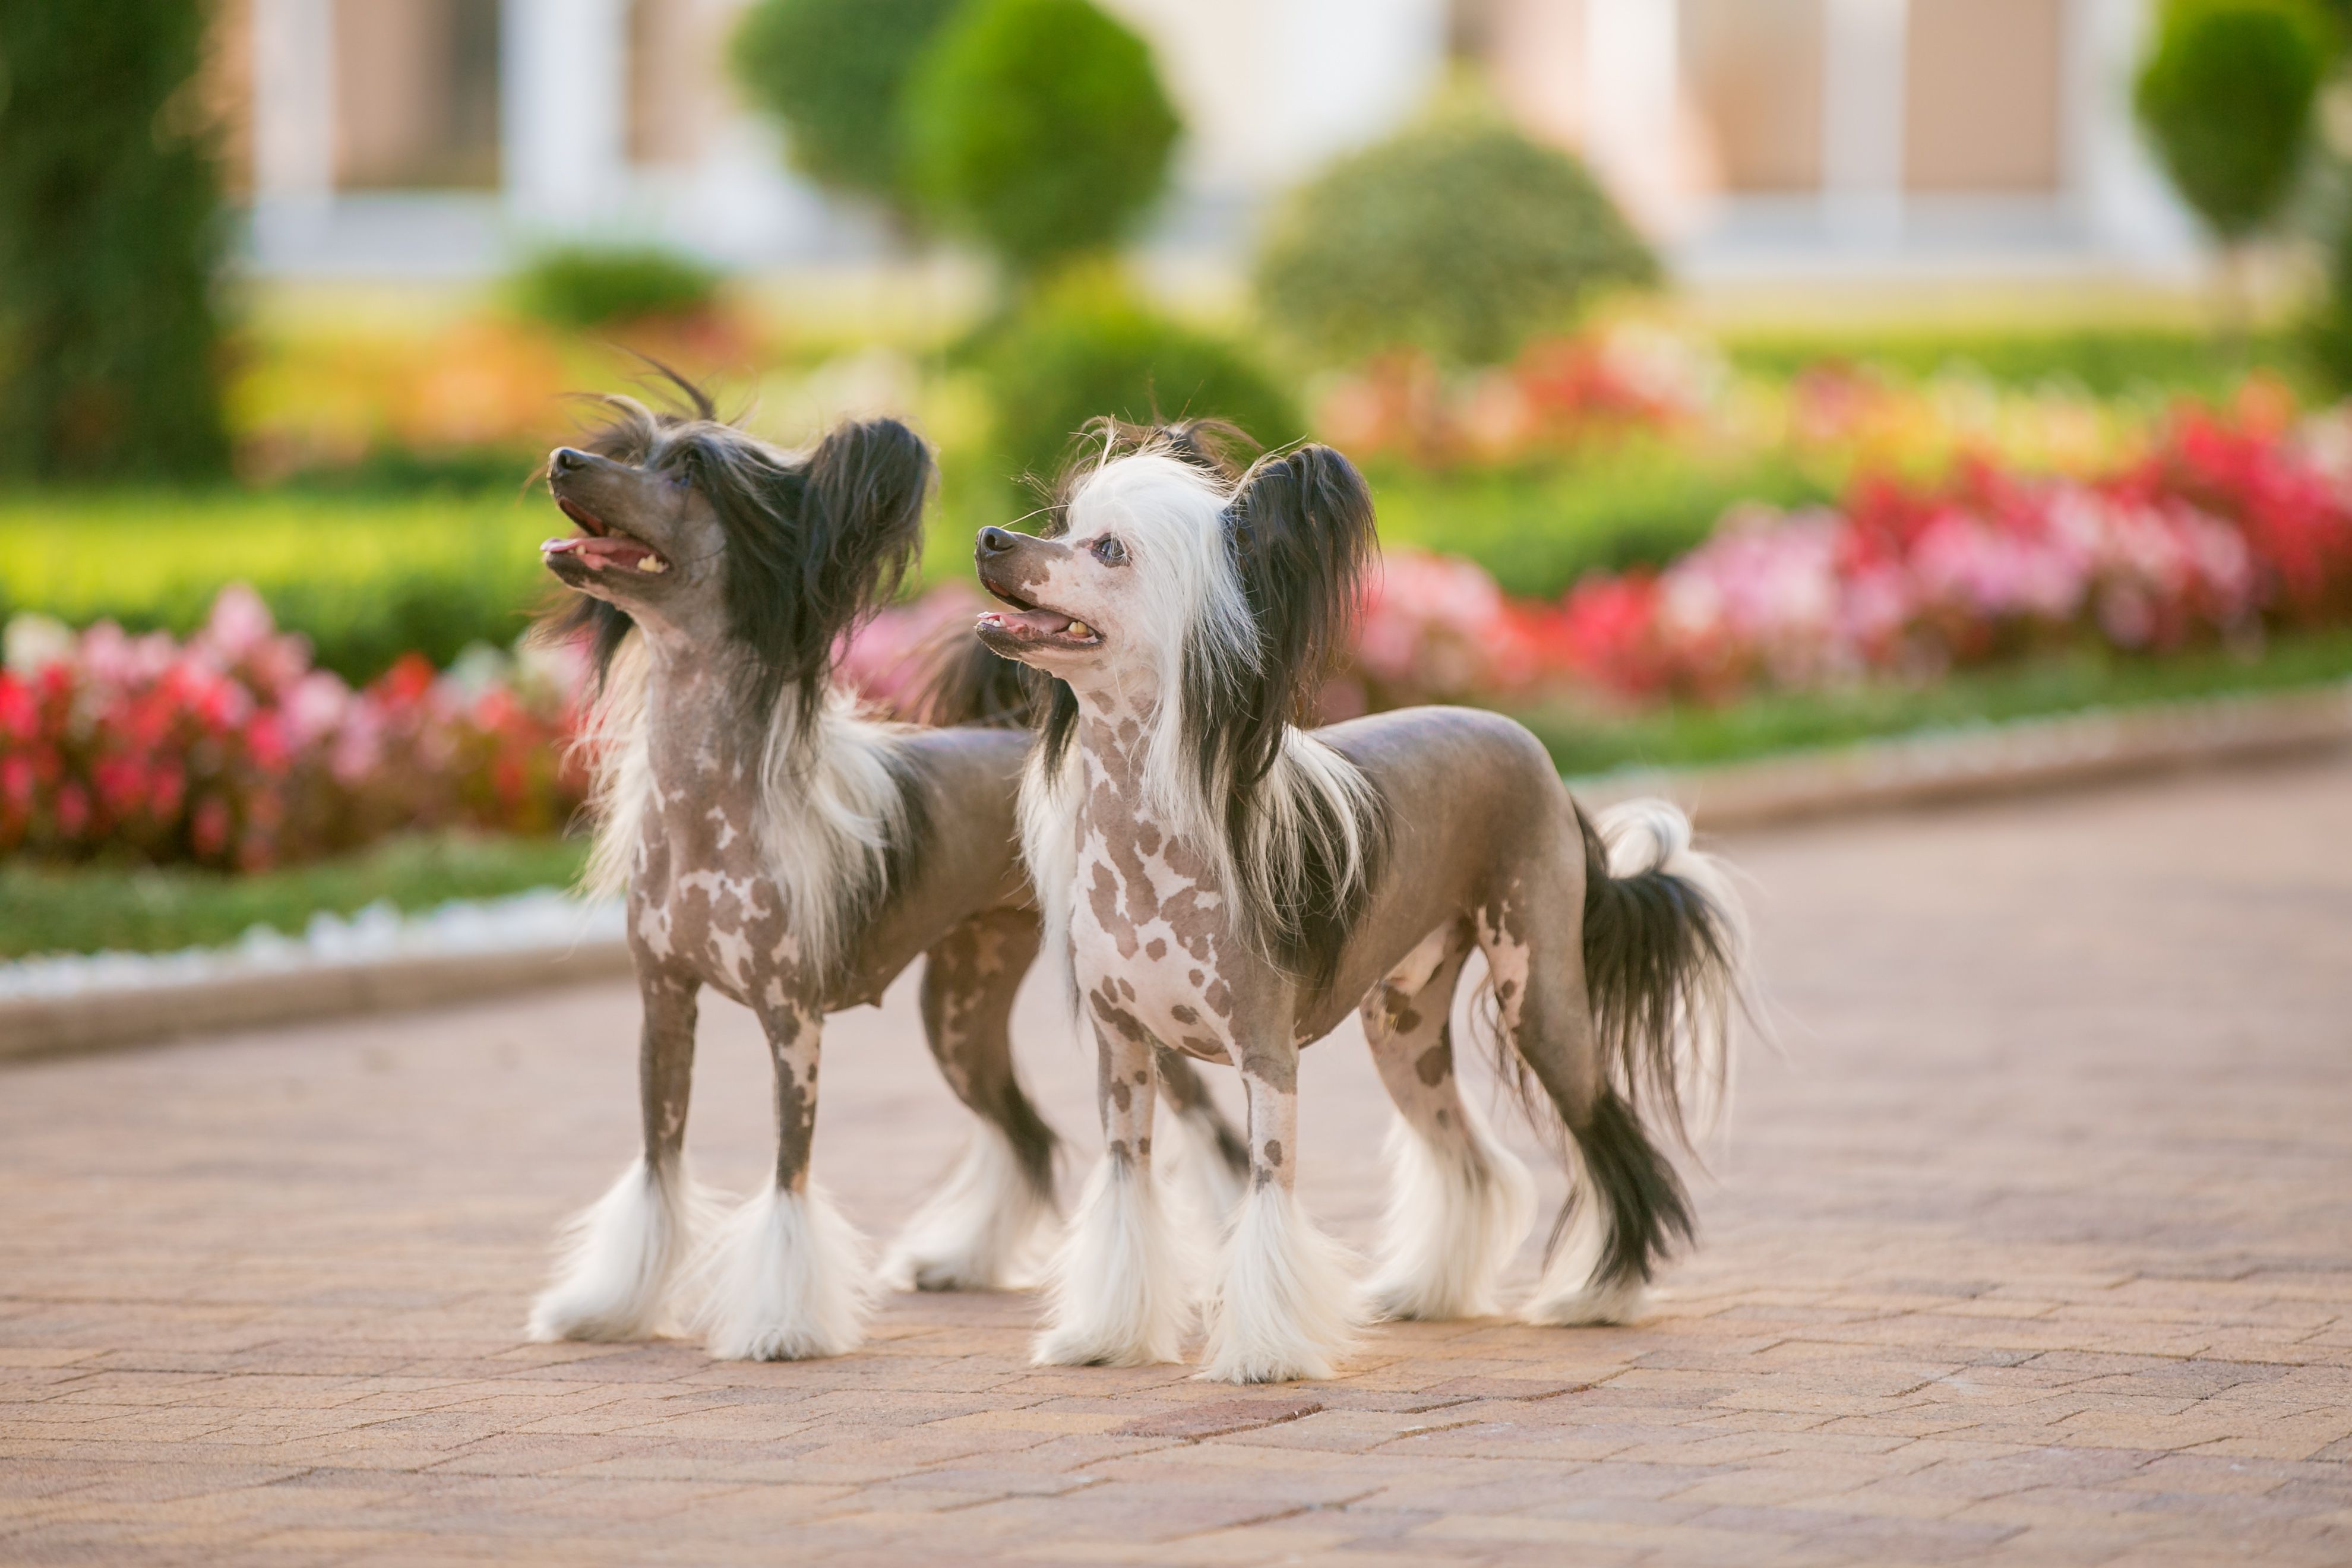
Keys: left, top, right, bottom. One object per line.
{"left": 1518, "top": 627, "right": 2352, "bottom": 778}
{"left": 0, "top": 833, "right": 589, "bottom": 960}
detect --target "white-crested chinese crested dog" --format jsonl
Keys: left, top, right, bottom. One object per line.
{"left": 523, "top": 383, "right": 1245, "bottom": 1361}
{"left": 973, "top": 425, "right": 1753, "bottom": 1383}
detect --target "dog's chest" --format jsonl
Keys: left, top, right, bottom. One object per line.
{"left": 630, "top": 788, "right": 804, "bottom": 1010}
{"left": 1067, "top": 807, "right": 1240, "bottom": 1061}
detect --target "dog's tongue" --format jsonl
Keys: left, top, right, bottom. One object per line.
{"left": 981, "top": 608, "right": 1089, "bottom": 640}
{"left": 543, "top": 536, "right": 668, "bottom": 574}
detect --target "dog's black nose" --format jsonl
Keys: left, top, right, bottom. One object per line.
{"left": 976, "top": 526, "right": 1018, "bottom": 556}
{"left": 550, "top": 447, "right": 587, "bottom": 475}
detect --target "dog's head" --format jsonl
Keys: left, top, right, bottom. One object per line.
{"left": 539, "top": 376, "right": 931, "bottom": 723}
{"left": 975, "top": 429, "right": 1374, "bottom": 786}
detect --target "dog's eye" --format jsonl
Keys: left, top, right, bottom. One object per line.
{"left": 1091, "top": 537, "right": 1128, "bottom": 565}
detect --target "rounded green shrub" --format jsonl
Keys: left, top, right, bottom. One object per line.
{"left": 2135, "top": 0, "right": 2331, "bottom": 242}
{"left": 902, "top": 0, "right": 1181, "bottom": 280}
{"left": 729, "top": 0, "right": 965, "bottom": 217}
{"left": 507, "top": 244, "right": 720, "bottom": 330}
{"left": 981, "top": 278, "right": 1302, "bottom": 482}
{"left": 1254, "top": 117, "right": 1659, "bottom": 369}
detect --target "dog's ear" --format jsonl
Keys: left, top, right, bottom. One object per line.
{"left": 1226, "top": 443, "right": 1377, "bottom": 725}
{"left": 804, "top": 417, "right": 932, "bottom": 616}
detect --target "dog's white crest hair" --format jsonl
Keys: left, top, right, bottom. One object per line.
{"left": 575, "top": 629, "right": 915, "bottom": 981}
{"left": 1019, "top": 451, "right": 1381, "bottom": 987}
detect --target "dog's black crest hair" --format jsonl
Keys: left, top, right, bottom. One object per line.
{"left": 535, "top": 368, "right": 934, "bottom": 738}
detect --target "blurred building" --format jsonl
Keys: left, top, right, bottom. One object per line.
{"left": 220, "top": 0, "right": 2197, "bottom": 283}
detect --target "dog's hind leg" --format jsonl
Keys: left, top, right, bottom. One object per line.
{"left": 689, "top": 1001, "right": 874, "bottom": 1360}
{"left": 1361, "top": 922, "right": 1535, "bottom": 1322}
{"left": 1032, "top": 1020, "right": 1198, "bottom": 1367}
{"left": 1152, "top": 1045, "right": 1250, "bottom": 1227}
{"left": 1475, "top": 874, "right": 1694, "bottom": 1328}
{"left": 884, "top": 910, "right": 1061, "bottom": 1292}
{"left": 528, "top": 972, "right": 725, "bottom": 1342}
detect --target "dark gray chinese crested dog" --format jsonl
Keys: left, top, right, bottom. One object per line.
{"left": 972, "top": 426, "right": 1754, "bottom": 1383}
{"left": 523, "top": 386, "right": 1246, "bottom": 1361}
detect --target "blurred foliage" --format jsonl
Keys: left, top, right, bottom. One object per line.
{"left": 2308, "top": 215, "right": 2352, "bottom": 390}
{"left": 976, "top": 274, "right": 1302, "bottom": 485}
{"left": 1725, "top": 322, "right": 2302, "bottom": 398}
{"left": 902, "top": 0, "right": 1180, "bottom": 280}
{"left": 1255, "top": 115, "right": 1657, "bottom": 369}
{"left": 730, "top": 0, "right": 964, "bottom": 222}
{"left": 2135, "top": 0, "right": 2331, "bottom": 242}
{"left": 0, "top": 833, "right": 589, "bottom": 959}
{"left": 1516, "top": 625, "right": 2352, "bottom": 777}
{"left": 1369, "top": 447, "right": 1831, "bottom": 599}
{"left": 0, "top": 489, "right": 549, "bottom": 682}
{"left": 0, "top": 0, "right": 228, "bottom": 478}
{"left": 507, "top": 244, "right": 722, "bottom": 331}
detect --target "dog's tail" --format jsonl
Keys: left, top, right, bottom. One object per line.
{"left": 1522, "top": 798, "right": 1748, "bottom": 1323}
{"left": 1579, "top": 798, "right": 1744, "bottom": 1149}
{"left": 911, "top": 631, "right": 1041, "bottom": 729}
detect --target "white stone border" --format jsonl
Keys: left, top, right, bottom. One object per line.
{"left": 4, "top": 681, "right": 2347, "bottom": 1063}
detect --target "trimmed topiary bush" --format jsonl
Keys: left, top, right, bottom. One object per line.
{"left": 0, "top": 0, "right": 229, "bottom": 479}
{"left": 980, "top": 276, "right": 1302, "bottom": 482}
{"left": 507, "top": 244, "right": 720, "bottom": 330}
{"left": 902, "top": 0, "right": 1181, "bottom": 281}
{"left": 1254, "top": 116, "right": 1659, "bottom": 370}
{"left": 2135, "top": 0, "right": 2331, "bottom": 242}
{"left": 729, "top": 0, "right": 965, "bottom": 220}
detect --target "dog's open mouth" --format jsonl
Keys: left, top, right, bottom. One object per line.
{"left": 977, "top": 589, "right": 1101, "bottom": 649}
{"left": 542, "top": 499, "right": 669, "bottom": 576}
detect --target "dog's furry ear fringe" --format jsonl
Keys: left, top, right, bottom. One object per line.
{"left": 1218, "top": 444, "right": 1378, "bottom": 783}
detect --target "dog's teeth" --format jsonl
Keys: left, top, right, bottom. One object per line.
{"left": 1067, "top": 620, "right": 1090, "bottom": 638}
{"left": 638, "top": 555, "right": 667, "bottom": 574}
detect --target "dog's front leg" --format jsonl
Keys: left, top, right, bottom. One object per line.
{"left": 527, "top": 972, "right": 720, "bottom": 1343}
{"left": 690, "top": 997, "right": 874, "bottom": 1360}
{"left": 1201, "top": 1029, "right": 1363, "bottom": 1383}
{"left": 1032, "top": 1017, "right": 1196, "bottom": 1366}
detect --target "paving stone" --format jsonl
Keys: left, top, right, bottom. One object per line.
{"left": 3, "top": 756, "right": 2351, "bottom": 1564}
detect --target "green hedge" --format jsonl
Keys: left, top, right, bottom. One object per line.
{"left": 0, "top": 488, "right": 552, "bottom": 681}
{"left": 1368, "top": 447, "right": 1832, "bottom": 599}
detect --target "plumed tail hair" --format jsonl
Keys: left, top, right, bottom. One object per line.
{"left": 1578, "top": 798, "right": 1747, "bottom": 1150}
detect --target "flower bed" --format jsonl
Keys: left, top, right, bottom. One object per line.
{"left": 2, "top": 589, "right": 585, "bottom": 871}
{"left": 850, "top": 400, "right": 2352, "bottom": 716}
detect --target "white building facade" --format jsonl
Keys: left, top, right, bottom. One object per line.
{"left": 236, "top": 0, "right": 2199, "bottom": 282}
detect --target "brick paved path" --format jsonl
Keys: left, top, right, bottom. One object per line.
{"left": 5, "top": 757, "right": 2351, "bottom": 1566}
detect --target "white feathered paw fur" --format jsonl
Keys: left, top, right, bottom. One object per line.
{"left": 687, "top": 1183, "right": 875, "bottom": 1361}
{"left": 1032, "top": 1156, "right": 1203, "bottom": 1367}
{"left": 1200, "top": 1183, "right": 1363, "bottom": 1383}
{"left": 878, "top": 1126, "right": 1057, "bottom": 1293}
{"left": 1364, "top": 1106, "right": 1536, "bottom": 1322}
{"left": 526, "top": 1156, "right": 728, "bottom": 1343}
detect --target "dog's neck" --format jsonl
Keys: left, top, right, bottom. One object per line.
{"left": 1058, "top": 669, "right": 1229, "bottom": 900}
{"left": 634, "top": 640, "right": 791, "bottom": 862}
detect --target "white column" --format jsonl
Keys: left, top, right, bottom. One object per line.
{"left": 501, "top": 0, "right": 631, "bottom": 231}
{"left": 2066, "top": 0, "right": 2197, "bottom": 268}
{"left": 250, "top": 0, "right": 336, "bottom": 265}
{"left": 1821, "top": 0, "right": 1907, "bottom": 249}
{"left": 1582, "top": 0, "right": 1681, "bottom": 231}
